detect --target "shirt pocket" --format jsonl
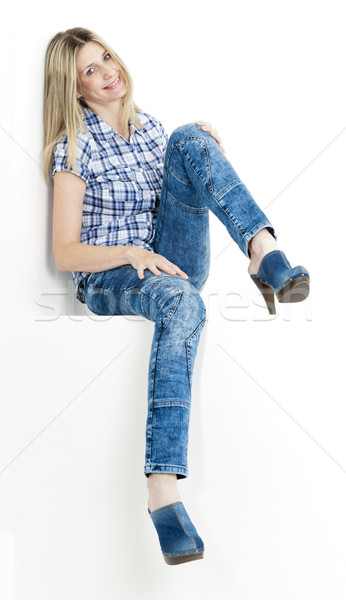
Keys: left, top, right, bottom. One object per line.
{"left": 97, "top": 166, "right": 134, "bottom": 183}
{"left": 94, "top": 167, "right": 137, "bottom": 217}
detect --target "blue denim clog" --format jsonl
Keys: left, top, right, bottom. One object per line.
{"left": 250, "top": 250, "right": 310, "bottom": 314}
{"left": 148, "top": 501, "right": 205, "bottom": 565}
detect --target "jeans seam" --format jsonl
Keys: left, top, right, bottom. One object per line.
{"left": 162, "top": 290, "right": 182, "bottom": 330}
{"left": 167, "top": 190, "right": 209, "bottom": 214}
{"left": 168, "top": 160, "right": 193, "bottom": 186}
{"left": 148, "top": 288, "right": 184, "bottom": 465}
{"left": 153, "top": 183, "right": 167, "bottom": 250}
{"left": 85, "top": 272, "right": 93, "bottom": 285}
{"left": 140, "top": 285, "right": 183, "bottom": 330}
{"left": 185, "top": 316, "right": 206, "bottom": 389}
{"left": 90, "top": 280, "right": 142, "bottom": 292}
{"left": 244, "top": 222, "right": 276, "bottom": 244}
{"left": 152, "top": 399, "right": 191, "bottom": 409}
{"left": 144, "top": 464, "right": 189, "bottom": 473}
{"left": 279, "top": 250, "right": 291, "bottom": 269}
{"left": 180, "top": 139, "right": 248, "bottom": 238}
{"left": 215, "top": 179, "right": 244, "bottom": 201}
{"left": 173, "top": 504, "right": 198, "bottom": 549}
{"left": 179, "top": 137, "right": 214, "bottom": 196}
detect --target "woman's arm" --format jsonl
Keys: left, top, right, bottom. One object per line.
{"left": 52, "top": 171, "right": 188, "bottom": 280}
{"left": 53, "top": 171, "right": 130, "bottom": 273}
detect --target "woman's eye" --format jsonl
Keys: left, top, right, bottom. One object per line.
{"left": 85, "top": 54, "right": 110, "bottom": 75}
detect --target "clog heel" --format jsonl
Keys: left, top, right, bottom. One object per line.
{"left": 250, "top": 250, "right": 310, "bottom": 315}
{"left": 148, "top": 501, "right": 204, "bottom": 565}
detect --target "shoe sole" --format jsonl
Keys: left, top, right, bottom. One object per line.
{"left": 277, "top": 276, "right": 310, "bottom": 303}
{"left": 252, "top": 275, "right": 310, "bottom": 314}
{"left": 163, "top": 550, "right": 204, "bottom": 565}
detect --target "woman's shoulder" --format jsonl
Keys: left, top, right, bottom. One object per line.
{"left": 134, "top": 110, "right": 165, "bottom": 131}
{"left": 53, "top": 126, "right": 93, "bottom": 157}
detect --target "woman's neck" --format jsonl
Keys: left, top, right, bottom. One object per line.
{"left": 86, "top": 100, "right": 130, "bottom": 141}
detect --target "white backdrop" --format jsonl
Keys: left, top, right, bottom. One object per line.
{"left": 1, "top": 0, "right": 346, "bottom": 598}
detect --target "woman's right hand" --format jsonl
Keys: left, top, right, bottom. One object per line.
{"left": 125, "top": 247, "right": 189, "bottom": 280}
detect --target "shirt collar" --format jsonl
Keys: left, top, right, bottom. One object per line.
{"left": 82, "top": 107, "right": 146, "bottom": 141}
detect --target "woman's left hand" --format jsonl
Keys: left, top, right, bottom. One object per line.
{"left": 196, "top": 120, "right": 226, "bottom": 153}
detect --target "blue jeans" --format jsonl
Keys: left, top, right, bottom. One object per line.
{"left": 78, "top": 123, "right": 276, "bottom": 479}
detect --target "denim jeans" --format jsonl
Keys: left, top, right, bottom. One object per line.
{"left": 78, "top": 123, "right": 276, "bottom": 479}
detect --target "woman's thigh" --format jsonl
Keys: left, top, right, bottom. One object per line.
{"left": 153, "top": 127, "right": 211, "bottom": 292}
{"left": 83, "top": 265, "right": 204, "bottom": 318}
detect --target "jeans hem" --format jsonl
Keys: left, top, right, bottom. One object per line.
{"left": 244, "top": 221, "right": 277, "bottom": 259}
{"left": 144, "top": 465, "right": 188, "bottom": 480}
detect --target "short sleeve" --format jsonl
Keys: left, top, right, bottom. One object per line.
{"left": 52, "top": 134, "right": 92, "bottom": 184}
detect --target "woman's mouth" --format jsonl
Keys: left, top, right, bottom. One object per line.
{"left": 104, "top": 75, "right": 121, "bottom": 89}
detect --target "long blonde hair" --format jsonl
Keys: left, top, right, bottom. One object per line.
{"left": 42, "top": 27, "right": 143, "bottom": 184}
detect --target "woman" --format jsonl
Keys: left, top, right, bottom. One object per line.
{"left": 42, "top": 27, "right": 310, "bottom": 565}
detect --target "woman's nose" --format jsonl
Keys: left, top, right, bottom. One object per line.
{"left": 103, "top": 65, "right": 116, "bottom": 79}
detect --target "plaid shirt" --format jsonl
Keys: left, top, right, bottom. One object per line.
{"left": 52, "top": 107, "right": 169, "bottom": 303}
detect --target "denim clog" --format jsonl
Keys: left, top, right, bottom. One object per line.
{"left": 250, "top": 250, "right": 310, "bottom": 314}
{"left": 148, "top": 501, "right": 204, "bottom": 565}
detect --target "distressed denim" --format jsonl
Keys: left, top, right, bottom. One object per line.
{"left": 78, "top": 123, "right": 276, "bottom": 479}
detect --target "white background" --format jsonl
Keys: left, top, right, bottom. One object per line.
{"left": 1, "top": 0, "right": 346, "bottom": 598}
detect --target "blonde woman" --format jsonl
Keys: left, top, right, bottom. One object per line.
{"left": 43, "top": 27, "right": 310, "bottom": 565}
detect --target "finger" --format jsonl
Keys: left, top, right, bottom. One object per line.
{"left": 172, "top": 265, "right": 189, "bottom": 279}
{"left": 137, "top": 268, "right": 144, "bottom": 279}
{"left": 158, "top": 263, "right": 179, "bottom": 277}
{"left": 197, "top": 121, "right": 211, "bottom": 130}
{"left": 155, "top": 255, "right": 189, "bottom": 279}
{"left": 162, "top": 264, "right": 177, "bottom": 275}
{"left": 202, "top": 125, "right": 221, "bottom": 143}
{"left": 171, "top": 268, "right": 189, "bottom": 279}
{"left": 161, "top": 260, "right": 188, "bottom": 278}
{"left": 196, "top": 122, "right": 223, "bottom": 150}
{"left": 150, "top": 265, "right": 162, "bottom": 276}
{"left": 212, "top": 132, "right": 222, "bottom": 143}
{"left": 208, "top": 127, "right": 220, "bottom": 140}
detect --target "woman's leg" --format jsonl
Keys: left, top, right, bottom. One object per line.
{"left": 153, "top": 122, "right": 277, "bottom": 285}
{"left": 80, "top": 267, "right": 206, "bottom": 505}
{"left": 147, "top": 123, "right": 279, "bottom": 506}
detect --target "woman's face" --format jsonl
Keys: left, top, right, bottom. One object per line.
{"left": 76, "top": 41, "right": 127, "bottom": 109}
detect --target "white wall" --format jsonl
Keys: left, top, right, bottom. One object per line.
{"left": 1, "top": 0, "right": 346, "bottom": 598}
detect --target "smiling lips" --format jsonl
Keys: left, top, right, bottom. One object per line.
{"left": 104, "top": 75, "right": 121, "bottom": 89}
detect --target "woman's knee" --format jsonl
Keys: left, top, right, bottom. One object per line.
{"left": 161, "top": 282, "right": 206, "bottom": 331}
{"left": 140, "top": 274, "right": 206, "bottom": 330}
{"left": 168, "top": 123, "right": 207, "bottom": 147}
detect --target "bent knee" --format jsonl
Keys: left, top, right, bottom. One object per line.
{"left": 142, "top": 275, "right": 206, "bottom": 329}
{"left": 169, "top": 286, "right": 206, "bottom": 330}
{"left": 160, "top": 279, "right": 206, "bottom": 330}
{"left": 169, "top": 123, "right": 206, "bottom": 146}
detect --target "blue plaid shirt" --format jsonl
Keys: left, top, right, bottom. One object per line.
{"left": 52, "top": 107, "right": 169, "bottom": 303}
